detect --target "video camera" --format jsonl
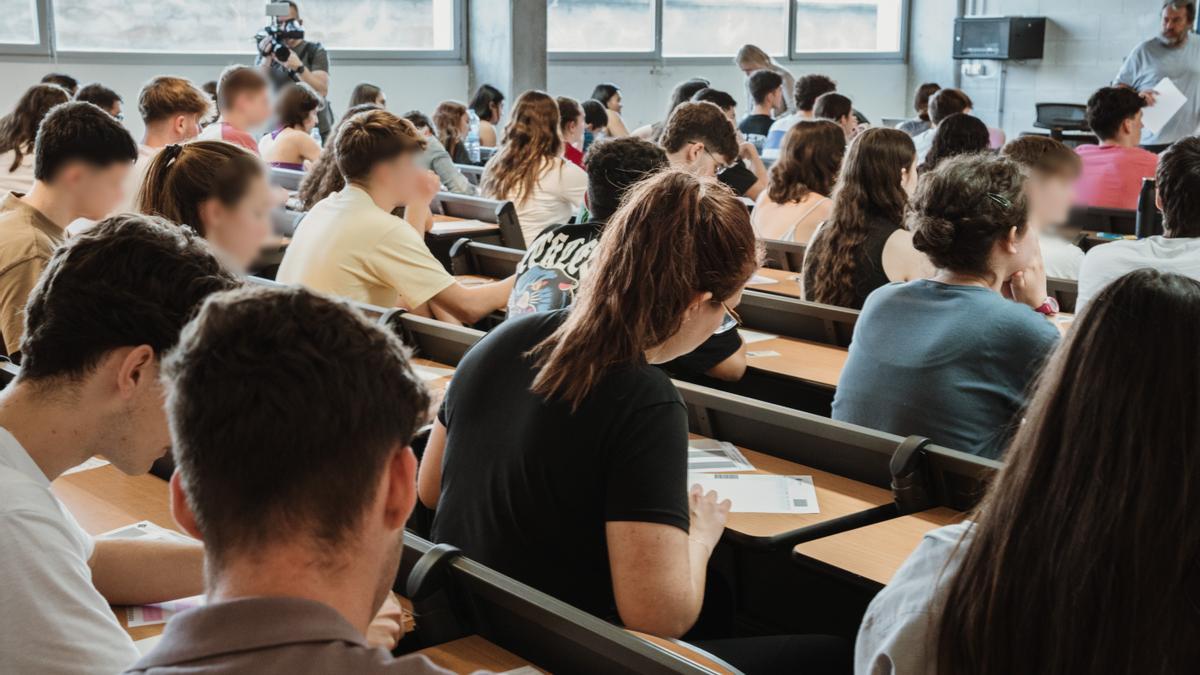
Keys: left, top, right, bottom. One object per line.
{"left": 255, "top": 2, "right": 304, "bottom": 64}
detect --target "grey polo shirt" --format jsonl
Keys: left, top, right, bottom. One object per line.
{"left": 124, "top": 596, "right": 464, "bottom": 674}
{"left": 1115, "top": 34, "right": 1200, "bottom": 146}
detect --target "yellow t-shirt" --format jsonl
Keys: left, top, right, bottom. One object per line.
{"left": 0, "top": 192, "right": 65, "bottom": 356}
{"left": 277, "top": 185, "right": 454, "bottom": 309}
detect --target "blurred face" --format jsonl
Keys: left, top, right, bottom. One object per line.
{"left": 564, "top": 112, "right": 585, "bottom": 146}
{"left": 101, "top": 356, "right": 172, "bottom": 475}
{"left": 608, "top": 91, "right": 623, "bottom": 113}
{"left": 302, "top": 108, "right": 318, "bottom": 132}
{"left": 1027, "top": 171, "right": 1077, "bottom": 230}
{"left": 67, "top": 161, "right": 133, "bottom": 220}
{"left": 1161, "top": 5, "right": 1191, "bottom": 45}
{"left": 652, "top": 289, "right": 746, "bottom": 363}
{"left": 201, "top": 173, "right": 272, "bottom": 271}
{"left": 376, "top": 92, "right": 387, "bottom": 108}
{"left": 375, "top": 151, "right": 426, "bottom": 207}
{"left": 740, "top": 66, "right": 756, "bottom": 77}
{"left": 838, "top": 114, "right": 857, "bottom": 139}
{"left": 1127, "top": 109, "right": 1145, "bottom": 140}
{"left": 674, "top": 141, "right": 732, "bottom": 179}
{"left": 901, "top": 158, "right": 919, "bottom": 196}
{"left": 489, "top": 100, "right": 504, "bottom": 123}
{"left": 239, "top": 89, "right": 272, "bottom": 128}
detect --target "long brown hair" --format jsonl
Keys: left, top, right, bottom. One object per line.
{"left": 767, "top": 119, "right": 846, "bottom": 204}
{"left": 530, "top": 170, "right": 758, "bottom": 409}
{"left": 296, "top": 103, "right": 381, "bottom": 210}
{"left": 936, "top": 268, "right": 1200, "bottom": 674}
{"left": 137, "top": 141, "right": 263, "bottom": 236}
{"left": 481, "top": 90, "right": 563, "bottom": 206}
{"left": 802, "top": 127, "right": 914, "bottom": 307}
{"left": 433, "top": 100, "right": 468, "bottom": 160}
{"left": 0, "top": 84, "right": 71, "bottom": 172}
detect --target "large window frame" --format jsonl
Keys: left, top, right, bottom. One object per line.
{"left": 549, "top": 0, "right": 909, "bottom": 64}
{"left": 0, "top": 0, "right": 465, "bottom": 64}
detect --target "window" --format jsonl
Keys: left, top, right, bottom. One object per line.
{"left": 663, "top": 0, "right": 787, "bottom": 57}
{"left": 793, "top": 0, "right": 903, "bottom": 54}
{"left": 546, "top": 0, "right": 655, "bottom": 53}
{"left": 0, "top": 0, "right": 39, "bottom": 44}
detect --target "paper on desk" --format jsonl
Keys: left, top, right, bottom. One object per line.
{"left": 61, "top": 457, "right": 110, "bottom": 476}
{"left": 739, "top": 329, "right": 777, "bottom": 344}
{"left": 688, "top": 439, "right": 755, "bottom": 473}
{"left": 134, "top": 634, "right": 163, "bottom": 655}
{"left": 747, "top": 350, "right": 781, "bottom": 358}
{"left": 413, "top": 364, "right": 456, "bottom": 382}
{"left": 749, "top": 274, "right": 779, "bottom": 286}
{"left": 127, "top": 595, "right": 206, "bottom": 628}
{"left": 1143, "top": 77, "right": 1187, "bottom": 134}
{"left": 98, "top": 520, "right": 197, "bottom": 545}
{"left": 688, "top": 473, "right": 819, "bottom": 514}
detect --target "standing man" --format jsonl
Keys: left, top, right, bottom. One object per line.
{"left": 1115, "top": 1, "right": 1200, "bottom": 152}
{"left": 256, "top": 1, "right": 333, "bottom": 143}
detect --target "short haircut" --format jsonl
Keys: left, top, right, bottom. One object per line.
{"left": 33, "top": 101, "right": 138, "bottom": 182}
{"left": 275, "top": 82, "right": 321, "bottom": 129}
{"left": 1000, "top": 135, "right": 1082, "bottom": 179}
{"left": 215, "top": 65, "right": 267, "bottom": 113}
{"left": 138, "top": 76, "right": 212, "bottom": 124}
{"left": 557, "top": 96, "right": 583, "bottom": 132}
{"left": 813, "top": 92, "right": 853, "bottom": 121}
{"left": 795, "top": 74, "right": 837, "bottom": 112}
{"left": 401, "top": 110, "right": 432, "bottom": 131}
{"left": 335, "top": 109, "right": 426, "bottom": 184}
{"left": 75, "top": 84, "right": 122, "bottom": 113}
{"left": 349, "top": 82, "right": 383, "bottom": 108}
{"left": 591, "top": 83, "right": 620, "bottom": 106}
{"left": 583, "top": 137, "right": 669, "bottom": 221}
{"left": 660, "top": 101, "right": 739, "bottom": 162}
{"left": 929, "top": 88, "right": 973, "bottom": 125}
{"left": 914, "top": 82, "right": 941, "bottom": 119}
{"left": 582, "top": 99, "right": 608, "bottom": 129}
{"left": 1086, "top": 86, "right": 1146, "bottom": 140}
{"left": 1164, "top": 0, "right": 1196, "bottom": 23}
{"left": 748, "top": 69, "right": 784, "bottom": 105}
{"left": 18, "top": 214, "right": 239, "bottom": 381}
{"left": 691, "top": 87, "right": 738, "bottom": 112}
{"left": 1156, "top": 135, "right": 1200, "bottom": 237}
{"left": 40, "top": 73, "right": 78, "bottom": 94}
{"left": 165, "top": 285, "right": 429, "bottom": 566}
{"left": 201, "top": 80, "right": 218, "bottom": 103}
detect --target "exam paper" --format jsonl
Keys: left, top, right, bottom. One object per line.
{"left": 688, "top": 473, "right": 820, "bottom": 514}
{"left": 61, "top": 457, "right": 110, "bottom": 476}
{"left": 1143, "top": 77, "right": 1187, "bottom": 134}
{"left": 749, "top": 274, "right": 779, "bottom": 286}
{"left": 688, "top": 439, "right": 755, "bottom": 473}
{"left": 127, "top": 595, "right": 205, "bottom": 628}
{"left": 747, "top": 350, "right": 781, "bottom": 358}
{"left": 739, "top": 329, "right": 778, "bottom": 344}
{"left": 98, "top": 520, "right": 197, "bottom": 545}
{"left": 413, "top": 364, "right": 456, "bottom": 382}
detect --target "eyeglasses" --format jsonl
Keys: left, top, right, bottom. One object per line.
{"left": 720, "top": 300, "right": 742, "bottom": 327}
{"left": 701, "top": 145, "right": 736, "bottom": 174}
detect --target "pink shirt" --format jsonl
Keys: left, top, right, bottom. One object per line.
{"left": 198, "top": 121, "right": 259, "bottom": 155}
{"left": 1075, "top": 144, "right": 1158, "bottom": 210}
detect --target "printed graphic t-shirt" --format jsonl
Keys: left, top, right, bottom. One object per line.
{"left": 508, "top": 221, "right": 603, "bottom": 316}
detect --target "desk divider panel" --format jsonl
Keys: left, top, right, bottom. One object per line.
{"left": 759, "top": 239, "right": 807, "bottom": 272}
{"left": 433, "top": 192, "right": 524, "bottom": 250}
{"left": 738, "top": 291, "right": 858, "bottom": 347}
{"left": 448, "top": 239, "right": 523, "bottom": 278}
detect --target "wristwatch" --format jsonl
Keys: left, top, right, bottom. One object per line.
{"left": 294, "top": 64, "right": 306, "bottom": 74}
{"left": 1034, "top": 296, "right": 1060, "bottom": 317}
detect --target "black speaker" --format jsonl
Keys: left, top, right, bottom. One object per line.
{"left": 953, "top": 16, "right": 1046, "bottom": 60}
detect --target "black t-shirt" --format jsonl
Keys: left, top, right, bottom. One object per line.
{"left": 718, "top": 160, "right": 759, "bottom": 197}
{"left": 257, "top": 41, "right": 333, "bottom": 141}
{"left": 739, "top": 114, "right": 774, "bottom": 138}
{"left": 432, "top": 310, "right": 690, "bottom": 619}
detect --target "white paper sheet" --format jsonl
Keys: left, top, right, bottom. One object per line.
{"left": 688, "top": 473, "right": 820, "bottom": 514}
{"left": 1142, "top": 77, "right": 1187, "bottom": 134}
{"left": 61, "top": 457, "right": 110, "bottom": 476}
{"left": 688, "top": 439, "right": 755, "bottom": 473}
{"left": 747, "top": 350, "right": 781, "bottom": 358}
{"left": 126, "top": 595, "right": 206, "bottom": 627}
{"left": 413, "top": 364, "right": 456, "bottom": 382}
{"left": 749, "top": 274, "right": 779, "bottom": 286}
{"left": 98, "top": 520, "right": 197, "bottom": 545}
{"left": 738, "top": 329, "right": 777, "bottom": 344}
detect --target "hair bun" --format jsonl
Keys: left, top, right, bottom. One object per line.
{"left": 909, "top": 212, "right": 956, "bottom": 256}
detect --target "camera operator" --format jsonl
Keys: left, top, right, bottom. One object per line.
{"left": 256, "top": 1, "right": 333, "bottom": 142}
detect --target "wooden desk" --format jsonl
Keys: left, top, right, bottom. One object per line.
{"left": 745, "top": 336, "right": 847, "bottom": 389}
{"left": 748, "top": 267, "right": 802, "bottom": 299}
{"left": 430, "top": 214, "right": 500, "bottom": 238}
{"left": 412, "top": 635, "right": 540, "bottom": 673}
{"left": 792, "top": 507, "right": 965, "bottom": 586}
{"left": 630, "top": 631, "right": 737, "bottom": 674}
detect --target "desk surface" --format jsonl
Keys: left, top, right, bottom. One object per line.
{"left": 413, "top": 635, "right": 540, "bottom": 673}
{"left": 629, "top": 631, "right": 737, "bottom": 674}
{"left": 430, "top": 214, "right": 500, "bottom": 237}
{"left": 793, "top": 507, "right": 965, "bottom": 585}
{"left": 749, "top": 267, "right": 802, "bottom": 299}
{"left": 746, "top": 336, "right": 847, "bottom": 388}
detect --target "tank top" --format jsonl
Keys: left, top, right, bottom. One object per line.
{"left": 804, "top": 214, "right": 901, "bottom": 309}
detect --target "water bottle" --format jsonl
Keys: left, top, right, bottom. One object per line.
{"left": 466, "top": 110, "right": 481, "bottom": 164}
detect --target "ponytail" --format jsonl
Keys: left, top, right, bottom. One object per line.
{"left": 137, "top": 140, "right": 263, "bottom": 236}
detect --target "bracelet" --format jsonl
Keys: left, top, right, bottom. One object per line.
{"left": 1034, "top": 296, "right": 1060, "bottom": 316}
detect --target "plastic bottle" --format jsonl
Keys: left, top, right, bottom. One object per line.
{"left": 466, "top": 110, "right": 481, "bottom": 164}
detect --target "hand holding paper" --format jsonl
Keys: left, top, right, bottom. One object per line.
{"left": 1141, "top": 77, "right": 1187, "bottom": 134}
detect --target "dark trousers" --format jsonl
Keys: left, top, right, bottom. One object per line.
{"left": 696, "top": 635, "right": 852, "bottom": 675}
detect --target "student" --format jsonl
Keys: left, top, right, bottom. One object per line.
{"left": 200, "top": 80, "right": 218, "bottom": 107}
{"left": 917, "top": 112, "right": 990, "bottom": 174}
{"left": 690, "top": 88, "right": 768, "bottom": 199}
{"left": 801, "top": 128, "right": 931, "bottom": 309}
{"left": 75, "top": 83, "right": 123, "bottom": 119}
{"left": 197, "top": 65, "right": 271, "bottom": 155}
{"left": 278, "top": 109, "right": 512, "bottom": 322}
{"left": 402, "top": 110, "right": 476, "bottom": 196}
{"left": 349, "top": 81, "right": 386, "bottom": 108}
{"left": 432, "top": 100, "right": 471, "bottom": 165}
{"left": 258, "top": 82, "right": 322, "bottom": 171}
{"left": 40, "top": 72, "right": 78, "bottom": 97}
{"left": 896, "top": 82, "right": 940, "bottom": 137}
{"left": 117, "top": 76, "right": 213, "bottom": 214}
{"left": 813, "top": 92, "right": 857, "bottom": 139}
{"left": 557, "top": 96, "right": 586, "bottom": 169}
{"left": 0, "top": 102, "right": 136, "bottom": 355}
{"left": 481, "top": 90, "right": 587, "bottom": 246}
{"left": 0, "top": 84, "right": 71, "bottom": 194}
{"left": 735, "top": 44, "right": 795, "bottom": 116}
{"left": 834, "top": 154, "right": 1059, "bottom": 459}
{"left": 1001, "top": 136, "right": 1086, "bottom": 280}
{"left": 469, "top": 83, "right": 505, "bottom": 148}
{"left": 0, "top": 215, "right": 239, "bottom": 675}
{"left": 739, "top": 69, "right": 784, "bottom": 147}
{"left": 128, "top": 284, "right": 454, "bottom": 675}
{"left": 752, "top": 119, "right": 844, "bottom": 243}
{"left": 590, "top": 82, "right": 630, "bottom": 137}
{"left": 762, "top": 73, "right": 838, "bottom": 161}
{"left": 296, "top": 102, "right": 381, "bottom": 210}
{"left": 912, "top": 88, "right": 1000, "bottom": 162}
{"left": 1077, "top": 135, "right": 1200, "bottom": 311}
{"left": 857, "top": 267, "right": 1200, "bottom": 673}
{"left": 137, "top": 141, "right": 272, "bottom": 271}
{"left": 632, "top": 77, "right": 710, "bottom": 142}
{"left": 1075, "top": 85, "right": 1159, "bottom": 210}
{"left": 581, "top": 98, "right": 608, "bottom": 152}
{"left": 660, "top": 102, "right": 740, "bottom": 179}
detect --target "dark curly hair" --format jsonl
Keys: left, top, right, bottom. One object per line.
{"left": 919, "top": 113, "right": 990, "bottom": 173}
{"left": 583, "top": 136, "right": 669, "bottom": 221}
{"left": 1156, "top": 135, "right": 1200, "bottom": 238}
{"left": 1085, "top": 86, "right": 1146, "bottom": 140}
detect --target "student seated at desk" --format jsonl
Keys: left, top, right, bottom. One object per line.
{"left": 834, "top": 154, "right": 1059, "bottom": 459}
{"left": 469, "top": 83, "right": 505, "bottom": 148}
{"left": 911, "top": 88, "right": 973, "bottom": 163}
{"left": 127, "top": 285, "right": 455, "bottom": 675}
{"left": 296, "top": 102, "right": 380, "bottom": 211}
{"left": 761, "top": 73, "right": 838, "bottom": 161}
{"left": 0, "top": 83, "right": 71, "bottom": 194}
{"left": 916, "top": 113, "right": 989, "bottom": 174}
{"left": 813, "top": 92, "right": 859, "bottom": 141}
{"left": 1001, "top": 136, "right": 1085, "bottom": 280}
{"left": 0, "top": 101, "right": 137, "bottom": 356}
{"left": 75, "top": 83, "right": 123, "bottom": 119}
{"left": 660, "top": 101, "right": 741, "bottom": 181}
{"left": 1075, "top": 85, "right": 1158, "bottom": 210}
{"left": 137, "top": 141, "right": 272, "bottom": 271}
{"left": 895, "top": 82, "right": 940, "bottom": 138}
{"left": 197, "top": 65, "right": 270, "bottom": 155}
{"left": 432, "top": 100, "right": 471, "bottom": 165}
{"left": 1078, "top": 136, "right": 1200, "bottom": 313}
{"left": 856, "top": 269, "right": 1200, "bottom": 674}
{"left": 481, "top": 90, "right": 587, "bottom": 246}
{"left": 278, "top": 109, "right": 512, "bottom": 323}
{"left": 258, "top": 82, "right": 322, "bottom": 172}
{"left": 557, "top": 96, "right": 587, "bottom": 169}
{"left": 802, "top": 128, "right": 932, "bottom": 310}
{"left": 690, "top": 88, "right": 769, "bottom": 200}
{"left": 591, "top": 82, "right": 630, "bottom": 138}
{"left": 41, "top": 72, "right": 79, "bottom": 97}
{"left": 752, "top": 119, "right": 844, "bottom": 243}
{"left": 401, "top": 110, "right": 476, "bottom": 196}
{"left": 349, "top": 81, "right": 386, "bottom": 108}
{"left": 0, "top": 216, "right": 240, "bottom": 675}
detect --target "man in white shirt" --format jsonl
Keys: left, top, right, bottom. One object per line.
{"left": 912, "top": 88, "right": 974, "bottom": 163}
{"left": 1000, "top": 136, "right": 1086, "bottom": 280}
{"left": 0, "top": 215, "right": 240, "bottom": 674}
{"left": 123, "top": 76, "right": 213, "bottom": 213}
{"left": 760, "top": 74, "right": 836, "bottom": 161}
{"left": 1078, "top": 135, "right": 1200, "bottom": 312}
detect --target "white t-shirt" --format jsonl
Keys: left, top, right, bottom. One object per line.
{"left": 0, "top": 426, "right": 140, "bottom": 674}
{"left": 507, "top": 158, "right": 588, "bottom": 246}
{"left": 1040, "top": 233, "right": 1084, "bottom": 281}
{"left": 1077, "top": 235, "right": 1200, "bottom": 313}
{"left": 761, "top": 111, "right": 805, "bottom": 162}
{"left": 912, "top": 128, "right": 935, "bottom": 163}
{"left": 0, "top": 149, "right": 36, "bottom": 195}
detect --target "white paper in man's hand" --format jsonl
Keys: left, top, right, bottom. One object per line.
{"left": 1142, "top": 77, "right": 1187, "bottom": 134}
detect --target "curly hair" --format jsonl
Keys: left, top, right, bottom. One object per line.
{"left": 481, "top": 91, "right": 563, "bottom": 207}
{"left": 0, "top": 84, "right": 71, "bottom": 173}
{"left": 767, "top": 119, "right": 846, "bottom": 204}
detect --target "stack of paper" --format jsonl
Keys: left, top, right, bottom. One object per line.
{"left": 688, "top": 473, "right": 820, "bottom": 514}
{"left": 688, "top": 439, "right": 755, "bottom": 473}
{"left": 1143, "top": 77, "right": 1187, "bottom": 134}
